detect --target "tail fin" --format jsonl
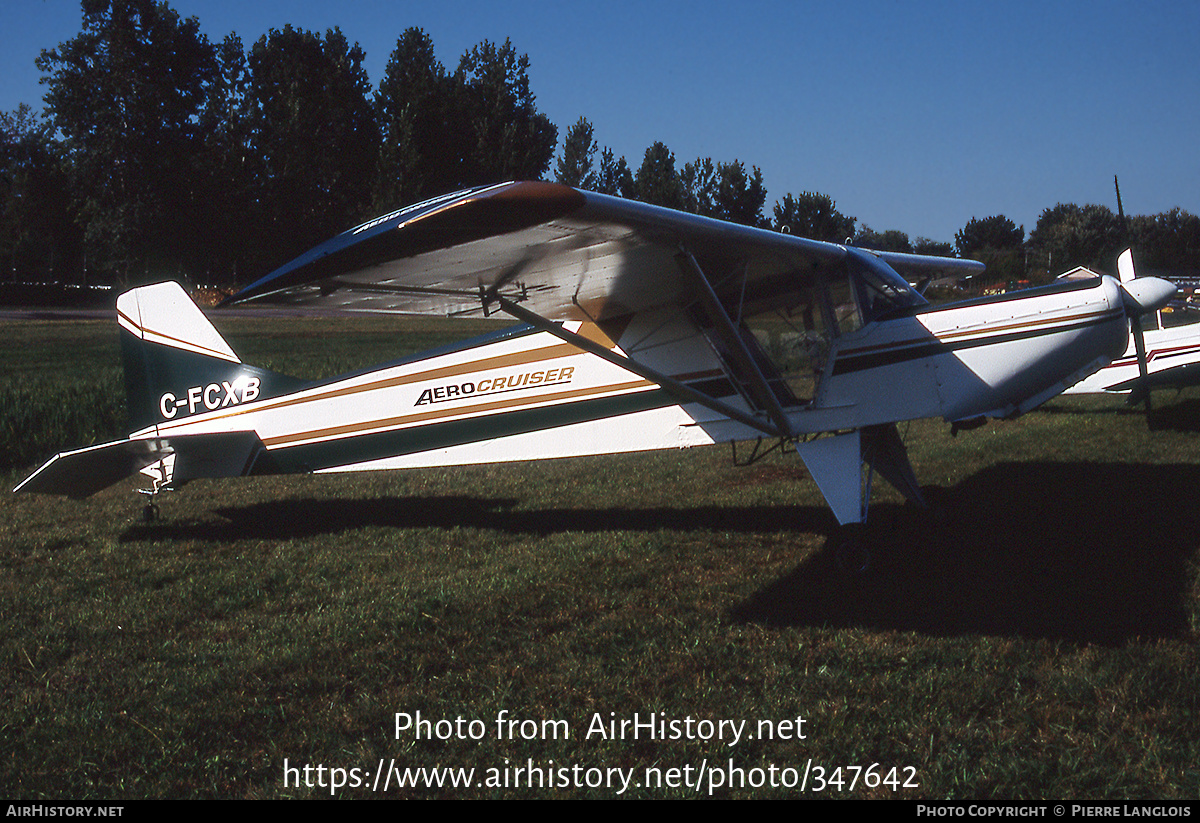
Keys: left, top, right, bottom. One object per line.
{"left": 117, "top": 282, "right": 305, "bottom": 431}
{"left": 17, "top": 283, "right": 299, "bottom": 498}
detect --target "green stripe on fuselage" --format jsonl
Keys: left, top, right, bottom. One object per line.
{"left": 259, "top": 388, "right": 676, "bottom": 474}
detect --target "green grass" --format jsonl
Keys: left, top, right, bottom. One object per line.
{"left": 2, "top": 313, "right": 1199, "bottom": 798}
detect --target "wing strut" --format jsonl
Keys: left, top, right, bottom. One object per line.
{"left": 674, "top": 250, "right": 796, "bottom": 438}
{"left": 494, "top": 296, "right": 784, "bottom": 438}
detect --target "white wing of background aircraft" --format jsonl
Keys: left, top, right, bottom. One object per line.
{"left": 15, "top": 182, "right": 1177, "bottom": 552}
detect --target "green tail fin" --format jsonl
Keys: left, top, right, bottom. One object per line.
{"left": 116, "top": 282, "right": 305, "bottom": 431}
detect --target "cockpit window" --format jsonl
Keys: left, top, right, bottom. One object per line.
{"left": 846, "top": 248, "right": 928, "bottom": 323}
{"left": 721, "top": 249, "right": 929, "bottom": 407}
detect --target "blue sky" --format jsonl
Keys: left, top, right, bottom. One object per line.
{"left": 3, "top": 0, "right": 1198, "bottom": 246}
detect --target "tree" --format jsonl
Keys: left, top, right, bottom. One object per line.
{"left": 634, "top": 142, "right": 683, "bottom": 209}
{"left": 596, "top": 147, "right": 633, "bottom": 198}
{"left": 1027, "top": 203, "right": 1123, "bottom": 274}
{"left": 855, "top": 225, "right": 912, "bottom": 253}
{"left": 913, "top": 237, "right": 953, "bottom": 257}
{"left": 454, "top": 39, "right": 557, "bottom": 185}
{"left": 955, "top": 215, "right": 1023, "bottom": 258}
{"left": 556, "top": 117, "right": 598, "bottom": 190}
{"left": 680, "top": 157, "right": 718, "bottom": 216}
{"left": 712, "top": 161, "right": 768, "bottom": 227}
{"left": 246, "top": 25, "right": 380, "bottom": 269}
{"left": 192, "top": 33, "right": 254, "bottom": 282}
{"left": 772, "top": 191, "right": 855, "bottom": 242}
{"left": 955, "top": 214, "right": 1025, "bottom": 283}
{"left": 0, "top": 105, "right": 81, "bottom": 282}
{"left": 678, "top": 158, "right": 766, "bottom": 226}
{"left": 1128, "top": 209, "right": 1200, "bottom": 272}
{"left": 375, "top": 34, "right": 557, "bottom": 200}
{"left": 374, "top": 27, "right": 461, "bottom": 209}
{"left": 37, "top": 0, "right": 219, "bottom": 282}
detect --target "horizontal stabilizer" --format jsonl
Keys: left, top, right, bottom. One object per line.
{"left": 14, "top": 431, "right": 267, "bottom": 499}
{"left": 14, "top": 439, "right": 173, "bottom": 499}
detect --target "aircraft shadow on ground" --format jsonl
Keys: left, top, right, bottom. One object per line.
{"left": 121, "top": 461, "right": 1198, "bottom": 645}
{"left": 1147, "top": 398, "right": 1200, "bottom": 434}
{"left": 122, "top": 494, "right": 834, "bottom": 541}
{"left": 734, "top": 462, "right": 1200, "bottom": 644}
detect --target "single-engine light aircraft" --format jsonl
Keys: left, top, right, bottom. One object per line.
{"left": 1060, "top": 250, "right": 1197, "bottom": 407}
{"left": 14, "top": 182, "right": 1177, "bottom": 539}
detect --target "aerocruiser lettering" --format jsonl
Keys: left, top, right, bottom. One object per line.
{"left": 414, "top": 367, "right": 575, "bottom": 406}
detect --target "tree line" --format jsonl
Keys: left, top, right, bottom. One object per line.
{"left": 2, "top": 0, "right": 1197, "bottom": 291}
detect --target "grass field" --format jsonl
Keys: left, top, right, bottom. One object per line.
{"left": 2, "top": 312, "right": 1199, "bottom": 799}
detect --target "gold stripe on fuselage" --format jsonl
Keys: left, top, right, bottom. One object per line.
{"left": 154, "top": 322, "right": 628, "bottom": 434}
{"left": 260, "top": 376, "right": 656, "bottom": 449}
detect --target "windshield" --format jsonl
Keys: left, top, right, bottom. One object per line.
{"left": 846, "top": 247, "right": 929, "bottom": 323}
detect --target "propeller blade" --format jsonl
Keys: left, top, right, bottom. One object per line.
{"left": 1113, "top": 249, "right": 1175, "bottom": 411}
{"left": 1127, "top": 311, "right": 1151, "bottom": 410}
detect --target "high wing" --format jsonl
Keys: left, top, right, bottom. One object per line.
{"left": 228, "top": 181, "right": 982, "bottom": 320}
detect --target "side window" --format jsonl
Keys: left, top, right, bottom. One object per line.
{"left": 717, "top": 253, "right": 924, "bottom": 406}
{"left": 825, "top": 275, "right": 862, "bottom": 335}
{"left": 739, "top": 274, "right": 853, "bottom": 403}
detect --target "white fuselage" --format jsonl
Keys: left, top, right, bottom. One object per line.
{"left": 797, "top": 275, "right": 1128, "bottom": 429}
{"left": 128, "top": 276, "right": 1129, "bottom": 481}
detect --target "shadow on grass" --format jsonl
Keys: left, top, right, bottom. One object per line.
{"left": 734, "top": 462, "right": 1200, "bottom": 645}
{"left": 120, "top": 494, "right": 835, "bottom": 541}
{"left": 119, "top": 461, "right": 1198, "bottom": 645}
{"left": 1148, "top": 398, "right": 1200, "bottom": 434}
